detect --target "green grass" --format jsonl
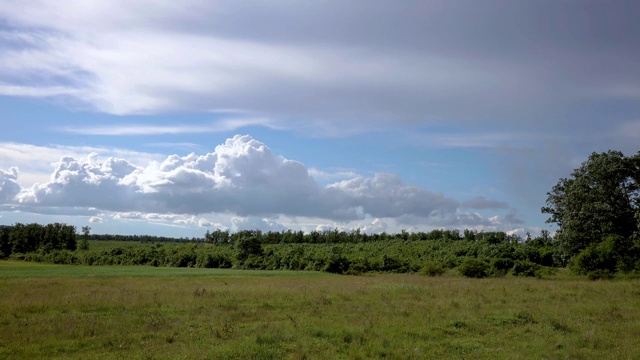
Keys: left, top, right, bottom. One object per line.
{"left": 1, "top": 260, "right": 639, "bottom": 359}
{"left": 0, "top": 260, "right": 326, "bottom": 279}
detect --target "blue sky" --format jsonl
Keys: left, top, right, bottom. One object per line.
{"left": 1, "top": 1, "right": 639, "bottom": 238}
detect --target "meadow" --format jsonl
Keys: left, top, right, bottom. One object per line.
{"left": 1, "top": 261, "right": 639, "bottom": 359}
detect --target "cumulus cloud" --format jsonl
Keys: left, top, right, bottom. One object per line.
{"left": 1, "top": 1, "right": 638, "bottom": 233}
{"left": 328, "top": 173, "right": 459, "bottom": 219}
{"left": 0, "top": 142, "right": 164, "bottom": 187}
{"left": 361, "top": 218, "right": 388, "bottom": 234}
{"left": 1, "top": 135, "right": 471, "bottom": 229}
{"left": 0, "top": 167, "right": 20, "bottom": 203}
{"left": 16, "top": 154, "right": 141, "bottom": 210}
{"left": 231, "top": 216, "right": 287, "bottom": 233}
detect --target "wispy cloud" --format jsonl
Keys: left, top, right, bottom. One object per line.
{"left": 59, "top": 117, "right": 275, "bottom": 136}
{"left": 2, "top": 0, "right": 638, "bottom": 133}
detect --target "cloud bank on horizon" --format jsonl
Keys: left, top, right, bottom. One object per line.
{"left": 0, "top": 1, "right": 639, "bottom": 236}
{"left": 0, "top": 135, "right": 523, "bottom": 233}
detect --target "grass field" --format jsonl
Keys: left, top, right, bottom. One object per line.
{"left": 1, "top": 260, "right": 639, "bottom": 359}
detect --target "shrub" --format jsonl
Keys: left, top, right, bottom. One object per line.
{"left": 196, "top": 253, "right": 232, "bottom": 268}
{"left": 570, "top": 235, "right": 622, "bottom": 275}
{"left": 489, "top": 258, "right": 514, "bottom": 276}
{"left": 420, "top": 260, "right": 445, "bottom": 276}
{"left": 348, "top": 260, "right": 371, "bottom": 275}
{"left": 458, "top": 258, "right": 489, "bottom": 278}
{"left": 323, "top": 255, "right": 350, "bottom": 274}
{"left": 381, "top": 254, "right": 405, "bottom": 272}
{"left": 512, "top": 260, "right": 540, "bottom": 277}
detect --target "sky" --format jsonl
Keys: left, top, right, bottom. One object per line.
{"left": 0, "top": 1, "right": 639, "bottom": 238}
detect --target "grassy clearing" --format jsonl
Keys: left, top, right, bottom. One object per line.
{"left": 1, "top": 261, "right": 639, "bottom": 359}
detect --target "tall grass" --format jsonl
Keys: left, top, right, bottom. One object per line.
{"left": 1, "top": 261, "right": 639, "bottom": 359}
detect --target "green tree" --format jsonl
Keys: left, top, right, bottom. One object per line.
{"left": 63, "top": 224, "right": 77, "bottom": 251}
{"left": 542, "top": 150, "right": 640, "bottom": 264}
{"left": 0, "top": 226, "right": 10, "bottom": 258}
{"left": 234, "top": 236, "right": 263, "bottom": 264}
{"left": 79, "top": 226, "right": 91, "bottom": 250}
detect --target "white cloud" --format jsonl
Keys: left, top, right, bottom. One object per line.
{"left": 231, "top": 216, "right": 287, "bottom": 233}
{"left": 361, "top": 218, "right": 388, "bottom": 234}
{"left": 0, "top": 167, "right": 20, "bottom": 203}
{"left": 59, "top": 117, "right": 275, "bottom": 136}
{"left": 0, "top": 135, "right": 483, "bottom": 229}
{"left": 0, "top": 142, "right": 164, "bottom": 187}
{"left": 328, "top": 173, "right": 459, "bottom": 219}
{"left": 308, "top": 168, "right": 360, "bottom": 185}
{"left": 1, "top": 0, "right": 637, "bottom": 226}
{"left": 2, "top": 0, "right": 637, "bottom": 133}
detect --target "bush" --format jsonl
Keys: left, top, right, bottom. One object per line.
{"left": 381, "top": 254, "right": 407, "bottom": 272}
{"left": 348, "top": 258, "right": 372, "bottom": 274}
{"left": 511, "top": 260, "right": 540, "bottom": 277}
{"left": 323, "top": 255, "right": 351, "bottom": 274}
{"left": 196, "top": 253, "right": 232, "bottom": 268}
{"left": 420, "top": 260, "right": 445, "bottom": 276}
{"left": 489, "top": 258, "right": 514, "bottom": 276}
{"left": 458, "top": 258, "right": 489, "bottom": 278}
{"left": 570, "top": 235, "right": 625, "bottom": 275}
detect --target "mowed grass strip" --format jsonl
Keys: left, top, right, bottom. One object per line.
{"left": 1, "top": 261, "right": 639, "bottom": 359}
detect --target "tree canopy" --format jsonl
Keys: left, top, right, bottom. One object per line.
{"left": 542, "top": 150, "right": 640, "bottom": 265}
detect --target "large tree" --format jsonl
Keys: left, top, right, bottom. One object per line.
{"left": 542, "top": 150, "right": 640, "bottom": 263}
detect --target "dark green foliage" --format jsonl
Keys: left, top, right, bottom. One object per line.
{"left": 542, "top": 150, "right": 640, "bottom": 264}
{"left": 86, "top": 233, "right": 198, "bottom": 243}
{"left": 196, "top": 252, "right": 233, "bottom": 268}
{"left": 235, "top": 236, "right": 264, "bottom": 265}
{"left": 569, "top": 235, "right": 635, "bottom": 275}
{"left": 458, "top": 258, "right": 489, "bottom": 278}
{"left": 381, "top": 254, "right": 410, "bottom": 272}
{"left": 0, "top": 226, "right": 10, "bottom": 258}
{"left": 323, "top": 254, "right": 350, "bottom": 274}
{"left": 79, "top": 226, "right": 90, "bottom": 250}
{"left": 511, "top": 261, "right": 540, "bottom": 277}
{"left": 78, "top": 238, "right": 90, "bottom": 251}
{"left": 489, "top": 258, "right": 514, "bottom": 276}
{"left": 205, "top": 228, "right": 230, "bottom": 243}
{"left": 420, "top": 260, "right": 445, "bottom": 276}
{"left": 0, "top": 223, "right": 77, "bottom": 258}
{"left": 4, "top": 222, "right": 569, "bottom": 278}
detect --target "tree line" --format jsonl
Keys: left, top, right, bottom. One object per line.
{"left": 7, "top": 231, "right": 556, "bottom": 278}
{"left": 204, "top": 228, "right": 524, "bottom": 245}
{"left": 3, "top": 221, "right": 558, "bottom": 278}
{"left": 2, "top": 150, "right": 639, "bottom": 279}
{"left": 0, "top": 223, "right": 77, "bottom": 258}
